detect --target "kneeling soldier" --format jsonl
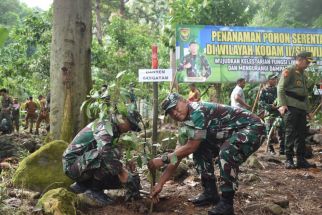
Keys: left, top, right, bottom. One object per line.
{"left": 63, "top": 110, "right": 142, "bottom": 206}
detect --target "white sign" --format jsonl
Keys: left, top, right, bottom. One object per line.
{"left": 138, "top": 69, "right": 172, "bottom": 82}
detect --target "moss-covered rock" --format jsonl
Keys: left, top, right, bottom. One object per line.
{"left": 36, "top": 188, "right": 77, "bottom": 215}
{"left": 13, "top": 140, "right": 73, "bottom": 192}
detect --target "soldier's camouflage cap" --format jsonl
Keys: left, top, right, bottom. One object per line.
{"left": 126, "top": 110, "right": 142, "bottom": 132}
{"left": 161, "top": 93, "right": 182, "bottom": 115}
{"left": 297, "top": 51, "right": 316, "bottom": 63}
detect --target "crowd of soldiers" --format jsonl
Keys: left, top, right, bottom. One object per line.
{"left": 0, "top": 89, "right": 50, "bottom": 135}
{"left": 62, "top": 51, "right": 318, "bottom": 215}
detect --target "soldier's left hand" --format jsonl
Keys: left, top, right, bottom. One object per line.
{"left": 148, "top": 158, "right": 163, "bottom": 171}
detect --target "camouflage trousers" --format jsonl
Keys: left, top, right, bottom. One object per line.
{"left": 193, "top": 139, "right": 220, "bottom": 179}
{"left": 193, "top": 124, "right": 265, "bottom": 192}
{"left": 63, "top": 145, "right": 123, "bottom": 189}
{"left": 219, "top": 124, "right": 265, "bottom": 192}
{"left": 264, "top": 116, "right": 285, "bottom": 148}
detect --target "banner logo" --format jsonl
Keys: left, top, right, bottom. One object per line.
{"left": 180, "top": 28, "right": 190, "bottom": 41}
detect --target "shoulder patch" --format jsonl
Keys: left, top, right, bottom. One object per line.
{"left": 282, "top": 69, "right": 289, "bottom": 77}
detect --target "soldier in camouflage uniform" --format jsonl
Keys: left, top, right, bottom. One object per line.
{"left": 178, "top": 41, "right": 211, "bottom": 78}
{"left": 277, "top": 51, "right": 316, "bottom": 169}
{"left": 259, "top": 74, "right": 285, "bottom": 155}
{"left": 0, "top": 88, "right": 13, "bottom": 133}
{"left": 148, "top": 93, "right": 265, "bottom": 215}
{"left": 62, "top": 110, "right": 143, "bottom": 206}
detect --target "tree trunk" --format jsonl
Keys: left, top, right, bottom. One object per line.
{"left": 50, "top": 0, "right": 92, "bottom": 142}
{"left": 95, "top": 0, "right": 103, "bottom": 45}
{"left": 120, "top": 0, "right": 128, "bottom": 17}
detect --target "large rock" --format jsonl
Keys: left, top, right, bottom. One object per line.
{"left": 13, "top": 140, "right": 73, "bottom": 192}
{"left": 36, "top": 188, "right": 77, "bottom": 215}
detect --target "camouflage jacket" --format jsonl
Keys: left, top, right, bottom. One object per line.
{"left": 63, "top": 120, "right": 121, "bottom": 172}
{"left": 258, "top": 85, "right": 280, "bottom": 118}
{"left": 1, "top": 96, "right": 13, "bottom": 113}
{"left": 178, "top": 102, "right": 263, "bottom": 144}
{"left": 178, "top": 54, "right": 211, "bottom": 78}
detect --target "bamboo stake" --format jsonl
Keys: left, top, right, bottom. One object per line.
{"left": 252, "top": 84, "right": 263, "bottom": 113}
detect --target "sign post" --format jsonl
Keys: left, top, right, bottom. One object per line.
{"left": 138, "top": 46, "right": 172, "bottom": 213}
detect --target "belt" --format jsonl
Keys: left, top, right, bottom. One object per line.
{"left": 285, "top": 91, "right": 306, "bottom": 102}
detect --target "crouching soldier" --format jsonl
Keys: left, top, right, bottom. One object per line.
{"left": 148, "top": 93, "right": 265, "bottom": 215}
{"left": 63, "top": 110, "right": 143, "bottom": 206}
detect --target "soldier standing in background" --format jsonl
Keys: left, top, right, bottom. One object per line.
{"left": 0, "top": 88, "right": 13, "bottom": 133}
{"left": 35, "top": 95, "right": 49, "bottom": 135}
{"left": 277, "top": 51, "right": 316, "bottom": 169}
{"left": 188, "top": 83, "right": 201, "bottom": 102}
{"left": 24, "top": 96, "right": 38, "bottom": 134}
{"left": 12, "top": 97, "right": 20, "bottom": 133}
{"left": 259, "top": 74, "right": 285, "bottom": 155}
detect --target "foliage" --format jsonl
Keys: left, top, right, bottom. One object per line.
{"left": 0, "top": 11, "right": 52, "bottom": 98}
{"left": 251, "top": 0, "right": 322, "bottom": 27}
{"left": 0, "top": 0, "right": 31, "bottom": 27}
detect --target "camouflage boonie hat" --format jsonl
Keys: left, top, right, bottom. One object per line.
{"left": 297, "top": 51, "right": 316, "bottom": 63}
{"left": 161, "top": 93, "right": 181, "bottom": 115}
{"left": 126, "top": 110, "right": 142, "bottom": 132}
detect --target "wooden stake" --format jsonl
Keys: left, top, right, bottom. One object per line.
{"left": 252, "top": 84, "right": 263, "bottom": 113}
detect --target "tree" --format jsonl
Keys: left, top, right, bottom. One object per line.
{"left": 50, "top": 0, "right": 92, "bottom": 141}
{"left": 0, "top": 0, "right": 31, "bottom": 26}
{"left": 251, "top": 0, "right": 322, "bottom": 27}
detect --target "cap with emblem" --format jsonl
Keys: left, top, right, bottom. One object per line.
{"left": 297, "top": 51, "right": 316, "bottom": 63}
{"left": 268, "top": 73, "right": 278, "bottom": 80}
{"left": 161, "top": 93, "right": 182, "bottom": 115}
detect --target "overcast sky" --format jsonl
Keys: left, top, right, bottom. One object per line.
{"left": 21, "top": 0, "right": 53, "bottom": 10}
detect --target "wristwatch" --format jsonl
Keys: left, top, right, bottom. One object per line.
{"left": 161, "top": 153, "right": 170, "bottom": 164}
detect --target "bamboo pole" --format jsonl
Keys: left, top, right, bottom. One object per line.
{"left": 252, "top": 84, "right": 263, "bottom": 113}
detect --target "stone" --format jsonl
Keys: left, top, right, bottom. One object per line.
{"left": 264, "top": 203, "right": 283, "bottom": 215}
{"left": 244, "top": 173, "right": 261, "bottom": 184}
{"left": 313, "top": 134, "right": 322, "bottom": 145}
{"left": 273, "top": 199, "right": 289, "bottom": 208}
{"left": 13, "top": 140, "right": 73, "bottom": 192}
{"left": 3, "top": 198, "right": 22, "bottom": 208}
{"left": 245, "top": 155, "right": 265, "bottom": 169}
{"left": 36, "top": 188, "right": 77, "bottom": 215}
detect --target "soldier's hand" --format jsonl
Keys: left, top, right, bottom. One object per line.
{"left": 278, "top": 106, "right": 288, "bottom": 116}
{"left": 150, "top": 183, "right": 163, "bottom": 203}
{"left": 148, "top": 158, "right": 163, "bottom": 171}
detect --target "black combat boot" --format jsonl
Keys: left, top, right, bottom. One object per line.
{"left": 295, "top": 156, "right": 316, "bottom": 169}
{"left": 285, "top": 155, "right": 295, "bottom": 169}
{"left": 208, "top": 191, "right": 235, "bottom": 215}
{"left": 69, "top": 181, "right": 89, "bottom": 194}
{"left": 82, "top": 189, "right": 114, "bottom": 207}
{"left": 189, "top": 175, "right": 220, "bottom": 206}
{"left": 124, "top": 173, "right": 142, "bottom": 201}
{"left": 79, "top": 177, "right": 114, "bottom": 207}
